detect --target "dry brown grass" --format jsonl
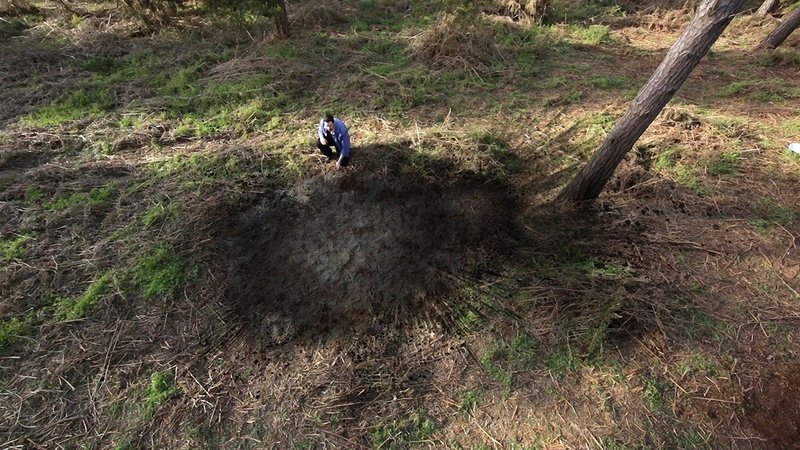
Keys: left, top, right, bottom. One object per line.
{"left": 410, "top": 13, "right": 504, "bottom": 72}
{"left": 288, "top": 0, "right": 351, "bottom": 29}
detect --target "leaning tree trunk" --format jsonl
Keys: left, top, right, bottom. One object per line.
{"left": 756, "top": 0, "right": 779, "bottom": 16}
{"left": 274, "top": 0, "right": 290, "bottom": 38}
{"left": 557, "top": 0, "right": 746, "bottom": 204}
{"left": 756, "top": 6, "right": 800, "bottom": 49}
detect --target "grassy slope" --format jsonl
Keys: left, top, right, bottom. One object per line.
{"left": 1, "top": 1, "right": 800, "bottom": 448}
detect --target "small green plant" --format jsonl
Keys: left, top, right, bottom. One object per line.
{"left": 0, "top": 315, "right": 34, "bottom": 353}
{"left": 458, "top": 391, "right": 479, "bottom": 414}
{"left": 546, "top": 346, "right": 580, "bottom": 376}
{"left": 142, "top": 202, "right": 178, "bottom": 228}
{"left": 45, "top": 187, "right": 113, "bottom": 211}
{"left": 678, "top": 352, "right": 719, "bottom": 377}
{"left": 653, "top": 148, "right": 677, "bottom": 171}
{"left": 371, "top": 411, "right": 436, "bottom": 449}
{"left": 457, "top": 308, "right": 482, "bottom": 333}
{"left": 643, "top": 376, "right": 669, "bottom": 412}
{"left": 134, "top": 246, "right": 190, "bottom": 298}
{"left": 569, "top": 24, "right": 614, "bottom": 46}
{"left": 673, "top": 166, "right": 709, "bottom": 196}
{"left": 145, "top": 371, "right": 179, "bottom": 419}
{"left": 706, "top": 151, "right": 739, "bottom": 176}
{"left": 54, "top": 271, "right": 114, "bottom": 321}
{"left": 25, "top": 186, "right": 45, "bottom": 204}
{"left": 1, "top": 234, "right": 33, "bottom": 261}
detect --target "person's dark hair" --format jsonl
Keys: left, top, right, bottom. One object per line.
{"left": 324, "top": 114, "right": 334, "bottom": 123}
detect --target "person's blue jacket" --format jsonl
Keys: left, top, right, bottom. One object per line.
{"left": 318, "top": 117, "right": 351, "bottom": 157}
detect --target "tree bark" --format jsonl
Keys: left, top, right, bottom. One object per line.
{"left": 756, "top": 6, "right": 800, "bottom": 49}
{"left": 557, "top": 0, "right": 746, "bottom": 204}
{"left": 755, "top": 0, "right": 779, "bottom": 16}
{"left": 274, "top": 0, "right": 290, "bottom": 38}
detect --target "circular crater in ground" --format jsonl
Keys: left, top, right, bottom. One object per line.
{"left": 225, "top": 169, "right": 516, "bottom": 345}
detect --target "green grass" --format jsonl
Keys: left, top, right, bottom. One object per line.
{"left": 643, "top": 376, "right": 669, "bottom": 412}
{"left": 751, "top": 197, "right": 797, "bottom": 232}
{"left": 0, "top": 315, "right": 34, "bottom": 354}
{"left": 706, "top": 115, "right": 749, "bottom": 140}
{"left": 673, "top": 166, "right": 710, "bottom": 196}
{"left": 677, "top": 352, "right": 719, "bottom": 377}
{"left": 548, "top": 0, "right": 627, "bottom": 24}
{"left": 545, "top": 346, "right": 581, "bottom": 376}
{"left": 23, "top": 88, "right": 116, "bottom": 127}
{"left": 145, "top": 371, "right": 179, "bottom": 419}
{"left": 149, "top": 153, "right": 243, "bottom": 182}
{"left": 591, "top": 75, "right": 629, "bottom": 90}
{"left": 133, "top": 246, "right": 191, "bottom": 298}
{"left": 756, "top": 47, "right": 800, "bottom": 68}
{"left": 458, "top": 390, "right": 479, "bottom": 414}
{"left": 579, "top": 259, "right": 630, "bottom": 278}
{"left": 573, "top": 112, "right": 616, "bottom": 157}
{"left": 564, "top": 24, "right": 616, "bottom": 46}
{"left": 54, "top": 271, "right": 114, "bottom": 321}
{"left": 509, "top": 333, "right": 539, "bottom": 369}
{"left": 750, "top": 79, "right": 800, "bottom": 103}
{"left": 45, "top": 187, "right": 114, "bottom": 211}
{"left": 719, "top": 80, "right": 751, "bottom": 97}
{"left": 371, "top": 411, "right": 436, "bottom": 450}
{"left": 142, "top": 202, "right": 178, "bottom": 228}
{"left": 706, "top": 151, "right": 739, "bottom": 176}
{"left": 653, "top": 148, "right": 677, "bottom": 171}
{"left": 783, "top": 117, "right": 800, "bottom": 135}
{"left": 1, "top": 234, "right": 33, "bottom": 262}
{"left": 480, "top": 341, "right": 514, "bottom": 395}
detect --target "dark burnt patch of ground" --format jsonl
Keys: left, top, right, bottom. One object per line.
{"left": 221, "top": 144, "right": 520, "bottom": 348}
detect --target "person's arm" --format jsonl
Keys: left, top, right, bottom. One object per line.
{"left": 318, "top": 120, "right": 326, "bottom": 144}
{"left": 338, "top": 122, "right": 351, "bottom": 158}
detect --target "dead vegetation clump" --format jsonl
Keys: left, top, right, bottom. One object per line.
{"left": 288, "top": 0, "right": 350, "bottom": 29}
{"left": 486, "top": 0, "right": 549, "bottom": 23}
{"left": 411, "top": 13, "right": 503, "bottom": 72}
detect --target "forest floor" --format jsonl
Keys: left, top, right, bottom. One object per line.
{"left": 1, "top": 0, "right": 800, "bottom": 448}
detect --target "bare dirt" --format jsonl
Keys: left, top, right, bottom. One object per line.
{"left": 745, "top": 363, "right": 800, "bottom": 449}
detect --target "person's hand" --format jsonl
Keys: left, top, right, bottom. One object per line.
{"left": 320, "top": 137, "right": 327, "bottom": 145}
{"left": 335, "top": 160, "right": 341, "bottom": 170}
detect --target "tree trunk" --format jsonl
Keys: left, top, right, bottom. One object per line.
{"left": 557, "top": 0, "right": 746, "bottom": 204}
{"left": 756, "top": 6, "right": 800, "bottom": 49}
{"left": 274, "top": 0, "right": 290, "bottom": 38}
{"left": 755, "top": 0, "right": 779, "bottom": 16}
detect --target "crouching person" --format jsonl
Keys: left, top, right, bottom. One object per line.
{"left": 316, "top": 113, "right": 351, "bottom": 170}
